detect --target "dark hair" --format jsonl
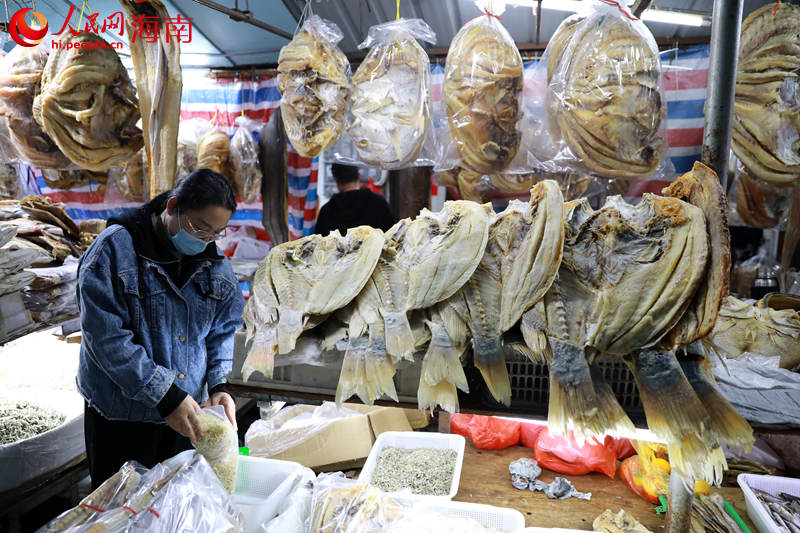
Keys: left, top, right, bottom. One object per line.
{"left": 331, "top": 163, "right": 359, "bottom": 184}
{"left": 171, "top": 168, "right": 237, "bottom": 213}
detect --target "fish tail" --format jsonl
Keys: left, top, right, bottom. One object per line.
{"left": 417, "top": 377, "right": 459, "bottom": 414}
{"left": 380, "top": 309, "right": 416, "bottom": 362}
{"left": 668, "top": 441, "right": 727, "bottom": 487}
{"left": 276, "top": 307, "right": 304, "bottom": 354}
{"left": 335, "top": 337, "right": 371, "bottom": 406}
{"left": 588, "top": 362, "right": 636, "bottom": 435}
{"left": 241, "top": 327, "right": 277, "bottom": 381}
{"left": 364, "top": 327, "right": 398, "bottom": 403}
{"left": 473, "top": 336, "right": 512, "bottom": 407}
{"left": 422, "top": 321, "right": 469, "bottom": 393}
{"left": 547, "top": 340, "right": 606, "bottom": 442}
{"left": 627, "top": 348, "right": 722, "bottom": 481}
{"left": 521, "top": 312, "right": 551, "bottom": 364}
{"left": 679, "top": 357, "right": 754, "bottom": 451}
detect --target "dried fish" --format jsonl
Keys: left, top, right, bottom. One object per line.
{"left": 259, "top": 108, "right": 289, "bottom": 245}
{"left": 0, "top": 400, "right": 65, "bottom": 445}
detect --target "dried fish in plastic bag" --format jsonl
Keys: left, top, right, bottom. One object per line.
{"left": 230, "top": 116, "right": 262, "bottom": 203}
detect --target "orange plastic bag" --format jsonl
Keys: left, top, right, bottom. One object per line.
{"left": 533, "top": 429, "right": 618, "bottom": 478}
{"left": 520, "top": 422, "right": 547, "bottom": 448}
{"left": 450, "top": 414, "right": 521, "bottom": 450}
{"left": 619, "top": 455, "right": 669, "bottom": 504}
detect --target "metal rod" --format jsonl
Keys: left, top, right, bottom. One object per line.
{"left": 536, "top": 0, "right": 542, "bottom": 44}
{"left": 190, "top": 0, "right": 293, "bottom": 40}
{"left": 665, "top": 472, "right": 693, "bottom": 533}
{"left": 701, "top": 0, "right": 744, "bottom": 188}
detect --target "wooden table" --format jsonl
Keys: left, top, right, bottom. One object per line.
{"left": 454, "top": 441, "right": 756, "bottom": 531}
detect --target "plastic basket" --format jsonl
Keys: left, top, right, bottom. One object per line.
{"left": 358, "top": 431, "right": 465, "bottom": 500}
{"left": 413, "top": 500, "right": 526, "bottom": 533}
{"left": 738, "top": 473, "right": 800, "bottom": 533}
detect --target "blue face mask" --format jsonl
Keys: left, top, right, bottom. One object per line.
{"left": 170, "top": 226, "right": 208, "bottom": 256}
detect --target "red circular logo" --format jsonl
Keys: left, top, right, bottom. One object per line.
{"left": 9, "top": 9, "right": 49, "bottom": 47}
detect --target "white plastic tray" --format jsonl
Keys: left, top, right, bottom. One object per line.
{"left": 738, "top": 473, "right": 800, "bottom": 533}
{"left": 414, "top": 499, "right": 526, "bottom": 533}
{"left": 358, "top": 431, "right": 465, "bottom": 500}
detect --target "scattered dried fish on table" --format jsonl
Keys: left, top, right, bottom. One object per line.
{"left": 0, "top": 400, "right": 66, "bottom": 445}
{"left": 754, "top": 489, "right": 800, "bottom": 533}
{"left": 692, "top": 494, "right": 743, "bottom": 533}
{"left": 593, "top": 509, "right": 653, "bottom": 533}
{"left": 370, "top": 447, "right": 457, "bottom": 496}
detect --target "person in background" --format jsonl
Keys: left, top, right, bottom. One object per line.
{"left": 315, "top": 163, "right": 395, "bottom": 236}
{"left": 76, "top": 169, "right": 245, "bottom": 488}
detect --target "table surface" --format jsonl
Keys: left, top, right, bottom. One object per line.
{"left": 453, "top": 441, "right": 756, "bottom": 531}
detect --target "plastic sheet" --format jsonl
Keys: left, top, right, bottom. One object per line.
{"left": 531, "top": 3, "right": 669, "bottom": 180}
{"left": 230, "top": 116, "right": 263, "bottom": 203}
{"left": 342, "top": 19, "right": 436, "bottom": 169}
{"left": 438, "top": 10, "right": 525, "bottom": 174}
{"left": 533, "top": 429, "right": 618, "bottom": 478}
{"left": 278, "top": 15, "right": 351, "bottom": 158}
{"left": 194, "top": 405, "right": 239, "bottom": 494}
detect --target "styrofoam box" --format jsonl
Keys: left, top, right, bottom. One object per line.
{"left": 233, "top": 455, "right": 315, "bottom": 533}
{"left": 738, "top": 474, "right": 800, "bottom": 533}
{"left": 413, "top": 500, "right": 525, "bottom": 533}
{"left": 358, "top": 431, "right": 466, "bottom": 500}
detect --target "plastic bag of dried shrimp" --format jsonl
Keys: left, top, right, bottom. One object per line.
{"left": 339, "top": 18, "right": 436, "bottom": 170}
{"left": 194, "top": 405, "right": 239, "bottom": 494}
{"left": 230, "top": 115, "right": 263, "bottom": 203}
{"left": 436, "top": 4, "right": 528, "bottom": 175}
{"left": 278, "top": 15, "right": 351, "bottom": 158}
{"left": 531, "top": 2, "right": 671, "bottom": 180}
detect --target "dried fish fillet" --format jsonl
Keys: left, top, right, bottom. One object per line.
{"left": 242, "top": 226, "right": 383, "bottom": 380}
{"left": 548, "top": 12, "right": 666, "bottom": 179}
{"left": 34, "top": 32, "right": 143, "bottom": 171}
{"left": 0, "top": 45, "right": 71, "bottom": 169}
{"left": 278, "top": 15, "right": 351, "bottom": 158}
{"left": 347, "top": 19, "right": 434, "bottom": 169}
{"left": 444, "top": 14, "right": 523, "bottom": 173}
{"left": 120, "top": 0, "right": 183, "bottom": 197}
{"left": 733, "top": 3, "right": 800, "bottom": 186}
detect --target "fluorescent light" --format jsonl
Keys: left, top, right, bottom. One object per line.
{"left": 505, "top": 0, "right": 710, "bottom": 27}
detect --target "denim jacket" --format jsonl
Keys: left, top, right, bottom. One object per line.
{"left": 76, "top": 222, "right": 244, "bottom": 423}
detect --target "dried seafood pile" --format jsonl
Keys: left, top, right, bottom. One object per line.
{"left": 242, "top": 161, "right": 752, "bottom": 486}
{"left": 278, "top": 15, "right": 351, "bottom": 158}
{"left": 0, "top": 400, "right": 65, "bottom": 445}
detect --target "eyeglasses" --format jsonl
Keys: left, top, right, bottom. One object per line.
{"left": 182, "top": 214, "right": 227, "bottom": 242}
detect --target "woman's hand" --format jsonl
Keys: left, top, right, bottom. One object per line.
{"left": 165, "top": 395, "right": 204, "bottom": 443}
{"left": 210, "top": 391, "right": 237, "bottom": 431}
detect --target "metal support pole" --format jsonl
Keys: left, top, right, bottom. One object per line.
{"left": 665, "top": 473, "right": 694, "bottom": 533}
{"left": 701, "top": 0, "right": 744, "bottom": 188}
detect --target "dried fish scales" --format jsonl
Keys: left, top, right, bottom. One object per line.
{"left": 278, "top": 15, "right": 351, "bottom": 158}
{"left": 348, "top": 19, "right": 433, "bottom": 169}
{"left": 548, "top": 13, "right": 666, "bottom": 179}
{"left": 733, "top": 3, "right": 800, "bottom": 186}
{"left": 34, "top": 32, "right": 143, "bottom": 171}
{"left": 0, "top": 45, "right": 71, "bottom": 169}
{"left": 444, "top": 14, "right": 523, "bottom": 173}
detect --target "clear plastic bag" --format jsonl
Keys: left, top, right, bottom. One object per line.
{"left": 118, "top": 149, "right": 146, "bottom": 202}
{"left": 343, "top": 19, "right": 436, "bottom": 169}
{"left": 729, "top": 159, "right": 790, "bottom": 228}
{"left": 278, "top": 15, "right": 351, "bottom": 158}
{"left": 261, "top": 479, "right": 314, "bottom": 533}
{"left": 533, "top": 3, "right": 669, "bottom": 180}
{"left": 438, "top": 10, "right": 524, "bottom": 174}
{"left": 0, "top": 163, "right": 20, "bottom": 200}
{"left": 230, "top": 115, "right": 263, "bottom": 203}
{"left": 176, "top": 118, "right": 210, "bottom": 182}
{"left": 194, "top": 405, "right": 239, "bottom": 494}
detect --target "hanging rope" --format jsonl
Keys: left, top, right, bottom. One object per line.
{"left": 294, "top": 0, "right": 313, "bottom": 35}
{"left": 76, "top": 0, "right": 89, "bottom": 32}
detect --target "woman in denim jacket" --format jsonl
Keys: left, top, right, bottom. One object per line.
{"left": 76, "top": 169, "right": 245, "bottom": 487}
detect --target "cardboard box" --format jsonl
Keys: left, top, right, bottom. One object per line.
{"left": 253, "top": 403, "right": 413, "bottom": 471}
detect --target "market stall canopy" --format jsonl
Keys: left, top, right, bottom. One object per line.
{"left": 0, "top": 0, "right": 777, "bottom": 69}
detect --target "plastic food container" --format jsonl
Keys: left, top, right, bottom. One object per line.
{"left": 358, "top": 431, "right": 466, "bottom": 500}
{"left": 738, "top": 473, "right": 800, "bottom": 533}
{"left": 413, "top": 499, "right": 525, "bottom": 533}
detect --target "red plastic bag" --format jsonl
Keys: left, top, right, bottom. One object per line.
{"left": 619, "top": 455, "right": 668, "bottom": 504}
{"left": 614, "top": 438, "right": 636, "bottom": 460}
{"left": 533, "top": 429, "right": 618, "bottom": 478}
{"left": 450, "top": 414, "right": 521, "bottom": 450}
{"left": 520, "top": 422, "right": 547, "bottom": 448}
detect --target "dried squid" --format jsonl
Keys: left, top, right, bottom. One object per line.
{"left": 278, "top": 15, "right": 351, "bottom": 158}
{"left": 733, "top": 3, "right": 800, "bottom": 186}
{"left": 241, "top": 226, "right": 383, "bottom": 381}
{"left": 120, "top": 0, "right": 183, "bottom": 197}
{"left": 34, "top": 32, "right": 143, "bottom": 171}
{"left": 547, "top": 11, "right": 666, "bottom": 179}
{"left": 444, "top": 13, "right": 523, "bottom": 173}
{"left": 347, "top": 19, "right": 434, "bottom": 169}
{"left": 0, "top": 45, "right": 71, "bottom": 169}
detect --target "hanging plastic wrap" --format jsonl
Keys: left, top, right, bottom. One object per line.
{"left": 343, "top": 19, "right": 436, "bottom": 169}
{"left": 278, "top": 15, "right": 351, "bottom": 158}
{"left": 439, "top": 9, "right": 524, "bottom": 174}
{"left": 533, "top": 4, "right": 669, "bottom": 180}
{"left": 230, "top": 116, "right": 263, "bottom": 203}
